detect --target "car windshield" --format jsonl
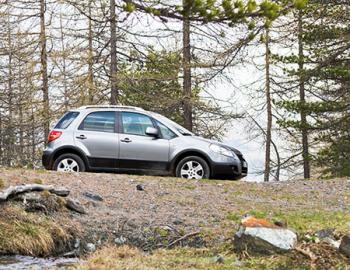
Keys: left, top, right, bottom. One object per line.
{"left": 152, "top": 113, "right": 194, "bottom": 136}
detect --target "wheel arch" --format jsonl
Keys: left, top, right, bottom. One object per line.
{"left": 51, "top": 146, "right": 89, "bottom": 170}
{"left": 171, "top": 150, "right": 212, "bottom": 176}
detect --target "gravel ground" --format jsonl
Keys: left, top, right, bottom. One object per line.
{"left": 1, "top": 169, "right": 350, "bottom": 246}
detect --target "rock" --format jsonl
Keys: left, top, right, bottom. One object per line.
{"left": 74, "top": 239, "right": 81, "bottom": 249}
{"left": 49, "top": 187, "right": 70, "bottom": 197}
{"left": 213, "top": 255, "right": 224, "bottom": 264}
{"left": 16, "top": 192, "right": 42, "bottom": 203}
{"left": 173, "top": 219, "right": 184, "bottom": 225}
{"left": 324, "top": 237, "right": 341, "bottom": 249}
{"left": 63, "top": 250, "right": 78, "bottom": 258}
{"left": 83, "top": 191, "right": 103, "bottom": 202}
{"left": 66, "top": 198, "right": 86, "bottom": 214}
{"left": 315, "top": 228, "right": 335, "bottom": 239}
{"left": 339, "top": 235, "right": 350, "bottom": 258}
{"left": 234, "top": 216, "right": 297, "bottom": 255}
{"left": 85, "top": 243, "right": 96, "bottom": 252}
{"left": 114, "top": 236, "right": 127, "bottom": 245}
{"left": 136, "top": 184, "right": 144, "bottom": 191}
{"left": 274, "top": 220, "right": 287, "bottom": 228}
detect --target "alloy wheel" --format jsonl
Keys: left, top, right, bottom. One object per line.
{"left": 57, "top": 158, "right": 80, "bottom": 172}
{"left": 180, "top": 161, "right": 204, "bottom": 179}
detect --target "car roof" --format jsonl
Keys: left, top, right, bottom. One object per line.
{"left": 75, "top": 105, "right": 147, "bottom": 113}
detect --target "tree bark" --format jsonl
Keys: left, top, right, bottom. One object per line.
{"left": 182, "top": 0, "right": 193, "bottom": 131}
{"left": 6, "top": 11, "right": 13, "bottom": 167}
{"left": 59, "top": 14, "right": 69, "bottom": 110}
{"left": 109, "top": 0, "right": 118, "bottom": 105}
{"left": 88, "top": 0, "right": 94, "bottom": 104}
{"left": 39, "top": 0, "right": 50, "bottom": 144}
{"left": 264, "top": 28, "right": 272, "bottom": 182}
{"left": 298, "top": 11, "right": 311, "bottom": 179}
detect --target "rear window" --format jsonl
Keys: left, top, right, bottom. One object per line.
{"left": 54, "top": 111, "right": 79, "bottom": 129}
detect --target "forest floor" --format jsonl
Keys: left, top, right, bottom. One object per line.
{"left": 1, "top": 168, "right": 350, "bottom": 269}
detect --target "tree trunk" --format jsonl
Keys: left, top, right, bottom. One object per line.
{"left": 59, "top": 14, "right": 69, "bottom": 110}
{"left": 88, "top": 0, "right": 94, "bottom": 104}
{"left": 7, "top": 11, "right": 13, "bottom": 167}
{"left": 264, "top": 28, "right": 272, "bottom": 182}
{"left": 109, "top": 0, "right": 118, "bottom": 105}
{"left": 182, "top": 0, "right": 193, "bottom": 131}
{"left": 298, "top": 11, "right": 310, "bottom": 179}
{"left": 18, "top": 67, "right": 24, "bottom": 165}
{"left": 39, "top": 0, "right": 50, "bottom": 144}
{"left": 31, "top": 105, "right": 36, "bottom": 165}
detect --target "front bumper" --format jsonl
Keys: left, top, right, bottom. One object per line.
{"left": 211, "top": 159, "right": 248, "bottom": 180}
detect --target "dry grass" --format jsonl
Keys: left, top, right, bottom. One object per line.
{"left": 0, "top": 203, "right": 73, "bottom": 256}
{"left": 0, "top": 178, "right": 5, "bottom": 189}
{"left": 78, "top": 245, "right": 350, "bottom": 270}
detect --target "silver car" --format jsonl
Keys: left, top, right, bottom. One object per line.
{"left": 42, "top": 105, "right": 248, "bottom": 180}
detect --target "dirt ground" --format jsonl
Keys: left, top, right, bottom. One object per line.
{"left": 1, "top": 168, "right": 350, "bottom": 237}
{"left": 1, "top": 169, "right": 350, "bottom": 269}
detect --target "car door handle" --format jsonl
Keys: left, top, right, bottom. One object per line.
{"left": 121, "top": 138, "right": 132, "bottom": 143}
{"left": 76, "top": 135, "right": 87, "bottom": 140}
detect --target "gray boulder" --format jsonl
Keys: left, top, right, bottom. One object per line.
{"left": 85, "top": 243, "right": 96, "bottom": 253}
{"left": 234, "top": 226, "right": 297, "bottom": 255}
{"left": 339, "top": 235, "right": 350, "bottom": 258}
{"left": 83, "top": 191, "right": 103, "bottom": 202}
{"left": 66, "top": 198, "right": 86, "bottom": 214}
{"left": 50, "top": 187, "right": 70, "bottom": 197}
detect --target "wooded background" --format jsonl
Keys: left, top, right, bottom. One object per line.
{"left": 0, "top": 0, "right": 349, "bottom": 181}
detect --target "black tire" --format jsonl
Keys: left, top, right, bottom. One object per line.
{"left": 53, "top": 153, "right": 86, "bottom": 172}
{"left": 175, "top": 156, "right": 210, "bottom": 179}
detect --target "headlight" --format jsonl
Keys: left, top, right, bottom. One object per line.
{"left": 210, "top": 144, "right": 237, "bottom": 159}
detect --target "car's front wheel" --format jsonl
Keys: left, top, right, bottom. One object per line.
{"left": 176, "top": 156, "right": 210, "bottom": 180}
{"left": 53, "top": 153, "right": 86, "bottom": 173}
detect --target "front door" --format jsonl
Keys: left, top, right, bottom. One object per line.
{"left": 118, "top": 112, "right": 170, "bottom": 171}
{"left": 74, "top": 111, "right": 119, "bottom": 168}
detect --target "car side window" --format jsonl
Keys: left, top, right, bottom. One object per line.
{"left": 78, "top": 111, "right": 115, "bottom": 133}
{"left": 156, "top": 120, "right": 177, "bottom": 140}
{"left": 122, "top": 112, "right": 155, "bottom": 136}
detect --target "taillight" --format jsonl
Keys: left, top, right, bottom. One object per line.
{"left": 48, "top": 130, "right": 62, "bottom": 142}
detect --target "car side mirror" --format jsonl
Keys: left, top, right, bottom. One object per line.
{"left": 145, "top": 127, "right": 159, "bottom": 137}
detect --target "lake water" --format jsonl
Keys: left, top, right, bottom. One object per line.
{"left": 0, "top": 256, "right": 79, "bottom": 269}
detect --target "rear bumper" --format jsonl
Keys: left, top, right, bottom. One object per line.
{"left": 211, "top": 160, "right": 248, "bottom": 180}
{"left": 42, "top": 150, "right": 53, "bottom": 170}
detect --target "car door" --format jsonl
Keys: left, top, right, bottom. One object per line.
{"left": 118, "top": 111, "right": 170, "bottom": 171}
{"left": 74, "top": 111, "right": 119, "bottom": 169}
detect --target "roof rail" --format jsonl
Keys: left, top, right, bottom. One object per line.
{"left": 78, "top": 105, "right": 144, "bottom": 111}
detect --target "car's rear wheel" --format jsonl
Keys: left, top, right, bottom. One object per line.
{"left": 176, "top": 156, "right": 210, "bottom": 180}
{"left": 53, "top": 153, "right": 85, "bottom": 173}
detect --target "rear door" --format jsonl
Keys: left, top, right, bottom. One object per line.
{"left": 118, "top": 111, "right": 170, "bottom": 171}
{"left": 74, "top": 111, "right": 119, "bottom": 169}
